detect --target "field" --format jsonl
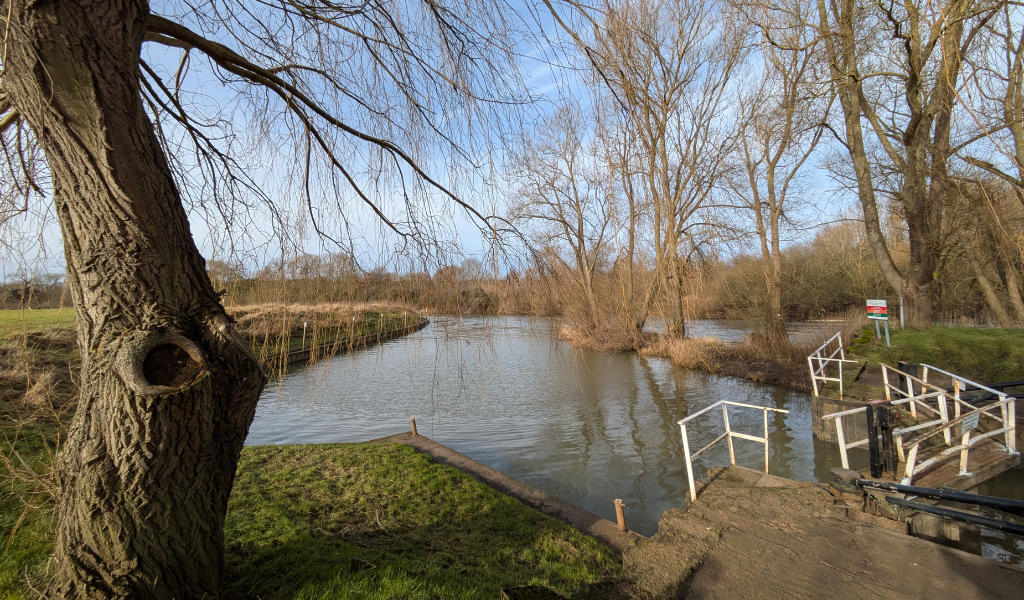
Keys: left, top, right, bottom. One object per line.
{"left": 0, "top": 309, "right": 75, "bottom": 338}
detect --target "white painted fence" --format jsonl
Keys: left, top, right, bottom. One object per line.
{"left": 822, "top": 363, "right": 1018, "bottom": 483}
{"left": 678, "top": 401, "right": 789, "bottom": 501}
{"left": 807, "top": 332, "right": 858, "bottom": 398}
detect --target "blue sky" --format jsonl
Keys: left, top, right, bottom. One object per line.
{"left": 0, "top": 0, "right": 853, "bottom": 283}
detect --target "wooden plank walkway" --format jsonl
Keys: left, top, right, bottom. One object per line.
{"left": 907, "top": 437, "right": 1021, "bottom": 490}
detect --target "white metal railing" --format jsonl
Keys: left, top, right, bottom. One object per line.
{"left": 901, "top": 396, "right": 1017, "bottom": 484}
{"left": 821, "top": 363, "right": 1018, "bottom": 482}
{"left": 807, "top": 332, "right": 858, "bottom": 398}
{"left": 678, "top": 401, "right": 789, "bottom": 501}
{"left": 917, "top": 364, "right": 1018, "bottom": 455}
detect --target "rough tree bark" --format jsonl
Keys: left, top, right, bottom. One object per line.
{"left": 3, "top": 0, "right": 266, "bottom": 597}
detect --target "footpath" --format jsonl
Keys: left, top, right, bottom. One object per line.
{"left": 615, "top": 465, "right": 1024, "bottom": 599}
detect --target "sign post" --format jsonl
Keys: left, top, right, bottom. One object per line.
{"left": 867, "top": 299, "right": 891, "bottom": 347}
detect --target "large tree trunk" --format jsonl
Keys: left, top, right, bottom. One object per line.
{"left": 963, "top": 242, "right": 1014, "bottom": 328}
{"left": 764, "top": 251, "right": 788, "bottom": 347}
{"left": 3, "top": 1, "right": 266, "bottom": 597}
{"left": 663, "top": 253, "right": 687, "bottom": 337}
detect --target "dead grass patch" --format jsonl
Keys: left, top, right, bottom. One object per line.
{"left": 557, "top": 324, "right": 651, "bottom": 353}
{"left": 641, "top": 334, "right": 813, "bottom": 391}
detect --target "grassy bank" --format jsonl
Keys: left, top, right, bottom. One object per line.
{"left": 638, "top": 324, "right": 1024, "bottom": 393}
{"left": 851, "top": 325, "right": 1024, "bottom": 384}
{"left": 3, "top": 438, "right": 619, "bottom": 597}
{"left": 0, "top": 304, "right": 423, "bottom": 369}
{"left": 225, "top": 444, "right": 619, "bottom": 598}
{"left": 232, "top": 303, "right": 422, "bottom": 358}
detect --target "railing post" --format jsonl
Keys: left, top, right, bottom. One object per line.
{"left": 763, "top": 408, "right": 770, "bottom": 474}
{"left": 1008, "top": 398, "right": 1018, "bottom": 454}
{"left": 808, "top": 356, "right": 819, "bottom": 397}
{"left": 960, "top": 429, "right": 972, "bottom": 476}
{"left": 953, "top": 380, "right": 961, "bottom": 420}
{"left": 939, "top": 393, "right": 951, "bottom": 446}
{"left": 680, "top": 422, "right": 698, "bottom": 502}
{"left": 614, "top": 499, "right": 627, "bottom": 532}
{"left": 723, "top": 404, "right": 735, "bottom": 465}
{"left": 883, "top": 366, "right": 892, "bottom": 403}
{"left": 835, "top": 416, "right": 850, "bottom": 470}
{"left": 837, "top": 334, "right": 845, "bottom": 397}
{"left": 903, "top": 443, "right": 919, "bottom": 485}
{"left": 838, "top": 360, "right": 844, "bottom": 398}
{"left": 1000, "top": 395, "right": 1016, "bottom": 454}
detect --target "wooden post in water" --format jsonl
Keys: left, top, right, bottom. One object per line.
{"left": 614, "top": 499, "right": 627, "bottom": 532}
{"left": 410, "top": 417, "right": 418, "bottom": 436}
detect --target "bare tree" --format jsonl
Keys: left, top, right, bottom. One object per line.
{"left": 960, "top": 4, "right": 1024, "bottom": 206}
{"left": 954, "top": 6, "right": 1024, "bottom": 322}
{"left": 729, "top": 0, "right": 828, "bottom": 344}
{"left": 954, "top": 179, "right": 1024, "bottom": 324}
{"left": 567, "top": 0, "right": 744, "bottom": 336}
{"left": 595, "top": 90, "right": 650, "bottom": 335}
{"left": 815, "top": 0, "right": 1005, "bottom": 327}
{"left": 0, "top": 0, "right": 528, "bottom": 595}
{"left": 509, "top": 104, "right": 617, "bottom": 328}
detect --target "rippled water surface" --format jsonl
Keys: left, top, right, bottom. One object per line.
{"left": 248, "top": 317, "right": 858, "bottom": 536}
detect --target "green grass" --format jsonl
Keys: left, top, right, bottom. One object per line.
{"left": 0, "top": 309, "right": 75, "bottom": 339}
{"left": 854, "top": 325, "right": 1024, "bottom": 384}
{"left": 224, "top": 444, "right": 620, "bottom": 599}
{"left": 0, "top": 329, "right": 78, "bottom": 598}
{"left": 0, "top": 411, "right": 60, "bottom": 598}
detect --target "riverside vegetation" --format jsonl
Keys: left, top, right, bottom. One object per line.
{"left": 0, "top": 307, "right": 619, "bottom": 597}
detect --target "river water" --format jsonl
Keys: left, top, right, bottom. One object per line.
{"left": 246, "top": 316, "right": 1021, "bottom": 565}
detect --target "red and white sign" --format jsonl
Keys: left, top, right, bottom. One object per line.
{"left": 867, "top": 299, "right": 888, "bottom": 320}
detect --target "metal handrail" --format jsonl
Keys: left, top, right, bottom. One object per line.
{"left": 900, "top": 396, "right": 1017, "bottom": 484}
{"left": 678, "top": 401, "right": 789, "bottom": 501}
{"left": 922, "top": 364, "right": 1009, "bottom": 399}
{"left": 807, "top": 332, "right": 858, "bottom": 398}
{"left": 822, "top": 363, "right": 1018, "bottom": 482}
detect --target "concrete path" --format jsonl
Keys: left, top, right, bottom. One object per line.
{"left": 623, "top": 465, "right": 1024, "bottom": 599}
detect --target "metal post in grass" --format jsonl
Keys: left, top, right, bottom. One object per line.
{"left": 867, "top": 299, "right": 890, "bottom": 347}
{"left": 614, "top": 499, "right": 627, "bottom": 532}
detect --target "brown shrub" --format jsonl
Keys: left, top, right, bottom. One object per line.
{"left": 557, "top": 325, "right": 648, "bottom": 353}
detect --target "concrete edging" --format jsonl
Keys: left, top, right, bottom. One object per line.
{"left": 370, "top": 432, "right": 645, "bottom": 554}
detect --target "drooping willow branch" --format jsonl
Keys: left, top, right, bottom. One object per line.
{"left": 145, "top": 14, "right": 498, "bottom": 240}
